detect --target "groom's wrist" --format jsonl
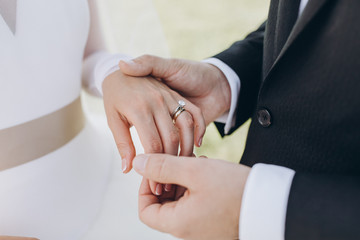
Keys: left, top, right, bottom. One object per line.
{"left": 203, "top": 58, "right": 240, "bottom": 134}
{"left": 206, "top": 62, "right": 232, "bottom": 112}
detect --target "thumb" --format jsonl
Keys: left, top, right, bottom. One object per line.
{"left": 119, "top": 55, "right": 176, "bottom": 79}
{"left": 133, "top": 154, "right": 198, "bottom": 189}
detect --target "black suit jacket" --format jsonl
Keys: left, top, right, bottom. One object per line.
{"left": 214, "top": 0, "right": 360, "bottom": 239}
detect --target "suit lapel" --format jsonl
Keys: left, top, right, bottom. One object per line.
{"left": 264, "top": 0, "right": 329, "bottom": 79}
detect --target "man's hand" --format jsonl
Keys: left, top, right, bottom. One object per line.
{"left": 119, "top": 55, "right": 232, "bottom": 129}
{"left": 133, "top": 154, "right": 250, "bottom": 240}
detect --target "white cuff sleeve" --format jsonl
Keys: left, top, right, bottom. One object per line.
{"left": 240, "top": 164, "right": 295, "bottom": 240}
{"left": 202, "top": 58, "right": 240, "bottom": 134}
{"left": 82, "top": 51, "right": 132, "bottom": 96}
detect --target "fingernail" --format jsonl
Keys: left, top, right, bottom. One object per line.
{"left": 123, "top": 59, "right": 136, "bottom": 66}
{"left": 198, "top": 137, "right": 203, "bottom": 147}
{"left": 122, "top": 158, "right": 128, "bottom": 173}
{"left": 155, "top": 184, "right": 163, "bottom": 196}
{"left": 164, "top": 184, "right": 172, "bottom": 192}
{"left": 133, "top": 154, "right": 148, "bottom": 173}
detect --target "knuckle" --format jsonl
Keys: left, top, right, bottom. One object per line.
{"left": 193, "top": 106, "right": 202, "bottom": 116}
{"left": 182, "top": 113, "right": 194, "bottom": 129}
{"left": 190, "top": 106, "right": 204, "bottom": 121}
{"left": 153, "top": 91, "right": 165, "bottom": 105}
{"left": 116, "top": 141, "right": 131, "bottom": 152}
{"left": 169, "top": 129, "right": 179, "bottom": 146}
{"left": 132, "top": 97, "right": 147, "bottom": 109}
{"left": 147, "top": 139, "right": 163, "bottom": 153}
{"left": 193, "top": 109, "right": 205, "bottom": 127}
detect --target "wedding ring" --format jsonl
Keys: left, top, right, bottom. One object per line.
{"left": 172, "top": 100, "right": 186, "bottom": 124}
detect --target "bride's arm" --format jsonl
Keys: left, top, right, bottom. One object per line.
{"left": 82, "top": 0, "right": 206, "bottom": 196}
{"left": 82, "top": 0, "right": 130, "bottom": 96}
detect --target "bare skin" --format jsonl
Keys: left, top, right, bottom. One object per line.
{"left": 103, "top": 70, "right": 206, "bottom": 194}
{"left": 119, "top": 55, "right": 232, "bottom": 127}
{"left": 133, "top": 154, "right": 251, "bottom": 240}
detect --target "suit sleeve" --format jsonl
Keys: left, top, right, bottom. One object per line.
{"left": 285, "top": 173, "right": 360, "bottom": 240}
{"left": 213, "top": 22, "right": 265, "bottom": 136}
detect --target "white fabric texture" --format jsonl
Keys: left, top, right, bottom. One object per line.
{"left": 240, "top": 164, "right": 295, "bottom": 240}
{"left": 202, "top": 58, "right": 240, "bottom": 134}
{"left": 0, "top": 0, "right": 174, "bottom": 239}
{"left": 235, "top": 0, "right": 309, "bottom": 239}
{"left": 82, "top": 51, "right": 132, "bottom": 96}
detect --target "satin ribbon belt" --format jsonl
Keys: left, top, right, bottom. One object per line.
{"left": 0, "top": 97, "right": 85, "bottom": 171}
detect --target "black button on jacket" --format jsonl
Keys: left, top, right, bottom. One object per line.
{"left": 214, "top": 0, "right": 360, "bottom": 239}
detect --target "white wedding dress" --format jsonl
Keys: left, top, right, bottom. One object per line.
{"left": 0, "top": 0, "right": 174, "bottom": 239}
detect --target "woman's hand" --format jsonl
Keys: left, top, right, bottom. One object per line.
{"left": 102, "top": 70, "right": 206, "bottom": 194}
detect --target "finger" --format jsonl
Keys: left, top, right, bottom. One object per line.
{"left": 183, "top": 101, "right": 206, "bottom": 147}
{"left": 132, "top": 115, "right": 165, "bottom": 194}
{"left": 153, "top": 103, "right": 181, "bottom": 193}
{"left": 174, "top": 110, "right": 194, "bottom": 156}
{"left": 139, "top": 178, "right": 178, "bottom": 232}
{"left": 154, "top": 105, "right": 180, "bottom": 156}
{"left": 133, "top": 154, "right": 199, "bottom": 189}
{"left": 171, "top": 95, "right": 206, "bottom": 149}
{"left": 168, "top": 96, "right": 195, "bottom": 156}
{"left": 106, "top": 110, "right": 136, "bottom": 173}
{"left": 164, "top": 183, "right": 172, "bottom": 192}
{"left": 133, "top": 115, "right": 164, "bottom": 154}
{"left": 119, "top": 55, "right": 176, "bottom": 80}
{"left": 149, "top": 181, "right": 159, "bottom": 196}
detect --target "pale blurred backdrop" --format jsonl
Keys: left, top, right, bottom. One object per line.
{"left": 90, "top": 0, "right": 270, "bottom": 163}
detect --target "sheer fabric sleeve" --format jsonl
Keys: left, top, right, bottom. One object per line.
{"left": 82, "top": 0, "right": 131, "bottom": 97}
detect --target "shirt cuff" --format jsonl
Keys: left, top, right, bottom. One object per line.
{"left": 240, "top": 164, "right": 295, "bottom": 240}
{"left": 82, "top": 51, "right": 132, "bottom": 96}
{"left": 202, "top": 58, "right": 240, "bottom": 134}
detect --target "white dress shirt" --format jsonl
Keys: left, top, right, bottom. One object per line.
{"left": 205, "top": 0, "right": 309, "bottom": 239}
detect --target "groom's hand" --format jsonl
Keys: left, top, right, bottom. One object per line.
{"left": 133, "top": 154, "right": 250, "bottom": 240}
{"left": 119, "top": 55, "right": 232, "bottom": 127}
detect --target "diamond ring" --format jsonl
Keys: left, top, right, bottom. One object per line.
{"left": 171, "top": 100, "right": 186, "bottom": 124}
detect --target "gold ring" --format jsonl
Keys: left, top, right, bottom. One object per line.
{"left": 172, "top": 100, "right": 186, "bottom": 124}
{"left": 172, "top": 108, "right": 186, "bottom": 124}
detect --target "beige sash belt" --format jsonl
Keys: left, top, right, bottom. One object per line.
{"left": 0, "top": 97, "right": 85, "bottom": 171}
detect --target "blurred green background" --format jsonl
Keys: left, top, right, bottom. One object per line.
{"left": 99, "top": 0, "right": 270, "bottom": 163}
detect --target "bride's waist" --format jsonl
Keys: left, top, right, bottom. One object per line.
{"left": 0, "top": 96, "right": 86, "bottom": 171}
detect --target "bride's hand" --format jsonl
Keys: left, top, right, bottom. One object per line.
{"left": 102, "top": 70, "right": 206, "bottom": 194}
